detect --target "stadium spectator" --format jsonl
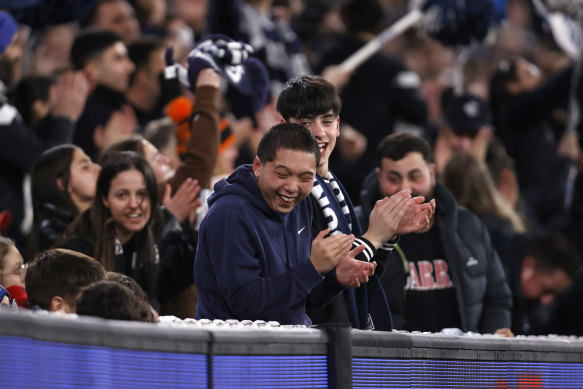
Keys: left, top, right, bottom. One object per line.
{"left": 101, "top": 67, "right": 231, "bottom": 318}
{"left": 489, "top": 57, "right": 581, "bottom": 229}
{"left": 194, "top": 123, "right": 374, "bottom": 324}
{"left": 126, "top": 37, "right": 180, "bottom": 127}
{"left": 434, "top": 92, "right": 493, "bottom": 177}
{"left": 502, "top": 233, "right": 579, "bottom": 335}
{"left": 106, "top": 67, "right": 221, "bottom": 193}
{"left": 315, "top": 0, "right": 428, "bottom": 202}
{"left": 81, "top": 0, "right": 141, "bottom": 44}
{"left": 358, "top": 132, "right": 512, "bottom": 334}
{"left": 442, "top": 152, "right": 526, "bottom": 264}
{"left": 76, "top": 280, "right": 152, "bottom": 322}
{"left": 277, "top": 75, "right": 434, "bottom": 330}
{"left": 25, "top": 248, "right": 106, "bottom": 313}
{"left": 0, "top": 236, "right": 28, "bottom": 308}
{"left": 71, "top": 28, "right": 136, "bottom": 161}
{"left": 57, "top": 152, "right": 159, "bottom": 299}
{"left": 9, "top": 75, "right": 56, "bottom": 129}
{"left": 105, "top": 271, "right": 156, "bottom": 322}
{"left": 0, "top": 11, "right": 89, "bottom": 252}
{"left": 30, "top": 145, "right": 101, "bottom": 253}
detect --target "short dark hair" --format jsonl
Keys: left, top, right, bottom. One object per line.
{"left": 76, "top": 280, "right": 150, "bottom": 322}
{"left": 70, "top": 28, "right": 123, "bottom": 70}
{"left": 526, "top": 234, "right": 580, "bottom": 278}
{"left": 276, "top": 75, "right": 341, "bottom": 121}
{"left": 376, "top": 132, "right": 433, "bottom": 167}
{"left": 127, "top": 36, "right": 163, "bottom": 71}
{"left": 80, "top": 0, "right": 123, "bottom": 28}
{"left": 105, "top": 271, "right": 151, "bottom": 322}
{"left": 127, "top": 37, "right": 164, "bottom": 86}
{"left": 257, "top": 122, "right": 321, "bottom": 167}
{"left": 25, "top": 248, "right": 106, "bottom": 310}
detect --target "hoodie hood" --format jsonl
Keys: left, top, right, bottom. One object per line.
{"left": 209, "top": 164, "right": 277, "bottom": 218}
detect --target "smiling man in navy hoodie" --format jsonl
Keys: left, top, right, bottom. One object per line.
{"left": 194, "top": 123, "right": 375, "bottom": 325}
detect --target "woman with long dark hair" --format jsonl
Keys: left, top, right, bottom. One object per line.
{"left": 30, "top": 144, "right": 101, "bottom": 253}
{"left": 58, "top": 152, "right": 158, "bottom": 298}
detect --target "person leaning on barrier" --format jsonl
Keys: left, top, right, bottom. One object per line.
{"left": 194, "top": 123, "right": 374, "bottom": 325}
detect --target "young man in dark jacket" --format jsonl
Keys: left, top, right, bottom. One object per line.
{"left": 357, "top": 132, "right": 512, "bottom": 334}
{"left": 71, "top": 29, "right": 136, "bottom": 161}
{"left": 277, "top": 76, "right": 434, "bottom": 330}
{"left": 194, "top": 123, "right": 374, "bottom": 325}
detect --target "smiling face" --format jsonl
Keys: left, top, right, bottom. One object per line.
{"left": 288, "top": 111, "right": 339, "bottom": 177}
{"left": 102, "top": 169, "right": 151, "bottom": 242}
{"left": 253, "top": 149, "right": 317, "bottom": 214}
{"left": 377, "top": 151, "right": 436, "bottom": 200}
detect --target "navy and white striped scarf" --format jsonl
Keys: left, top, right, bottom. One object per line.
{"left": 310, "top": 171, "right": 393, "bottom": 331}
{"left": 311, "top": 172, "right": 354, "bottom": 235}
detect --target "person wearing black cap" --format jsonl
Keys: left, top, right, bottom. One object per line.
{"left": 434, "top": 92, "right": 493, "bottom": 177}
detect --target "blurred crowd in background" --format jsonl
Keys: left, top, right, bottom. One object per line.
{"left": 0, "top": 0, "right": 583, "bottom": 337}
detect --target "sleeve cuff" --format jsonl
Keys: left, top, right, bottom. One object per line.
{"left": 380, "top": 235, "right": 399, "bottom": 252}
{"left": 353, "top": 236, "right": 376, "bottom": 262}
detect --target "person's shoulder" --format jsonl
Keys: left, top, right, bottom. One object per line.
{"left": 56, "top": 213, "right": 95, "bottom": 254}
{"left": 210, "top": 191, "right": 252, "bottom": 211}
{"left": 452, "top": 205, "right": 496, "bottom": 254}
{"left": 454, "top": 203, "right": 486, "bottom": 229}
{"left": 204, "top": 193, "right": 256, "bottom": 227}
{"left": 437, "top": 185, "right": 486, "bottom": 232}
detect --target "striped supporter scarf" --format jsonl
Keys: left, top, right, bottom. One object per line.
{"left": 311, "top": 172, "right": 352, "bottom": 235}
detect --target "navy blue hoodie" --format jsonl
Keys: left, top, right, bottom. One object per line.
{"left": 194, "top": 164, "right": 326, "bottom": 325}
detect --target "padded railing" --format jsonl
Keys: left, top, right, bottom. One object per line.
{"left": 1, "top": 311, "right": 583, "bottom": 388}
